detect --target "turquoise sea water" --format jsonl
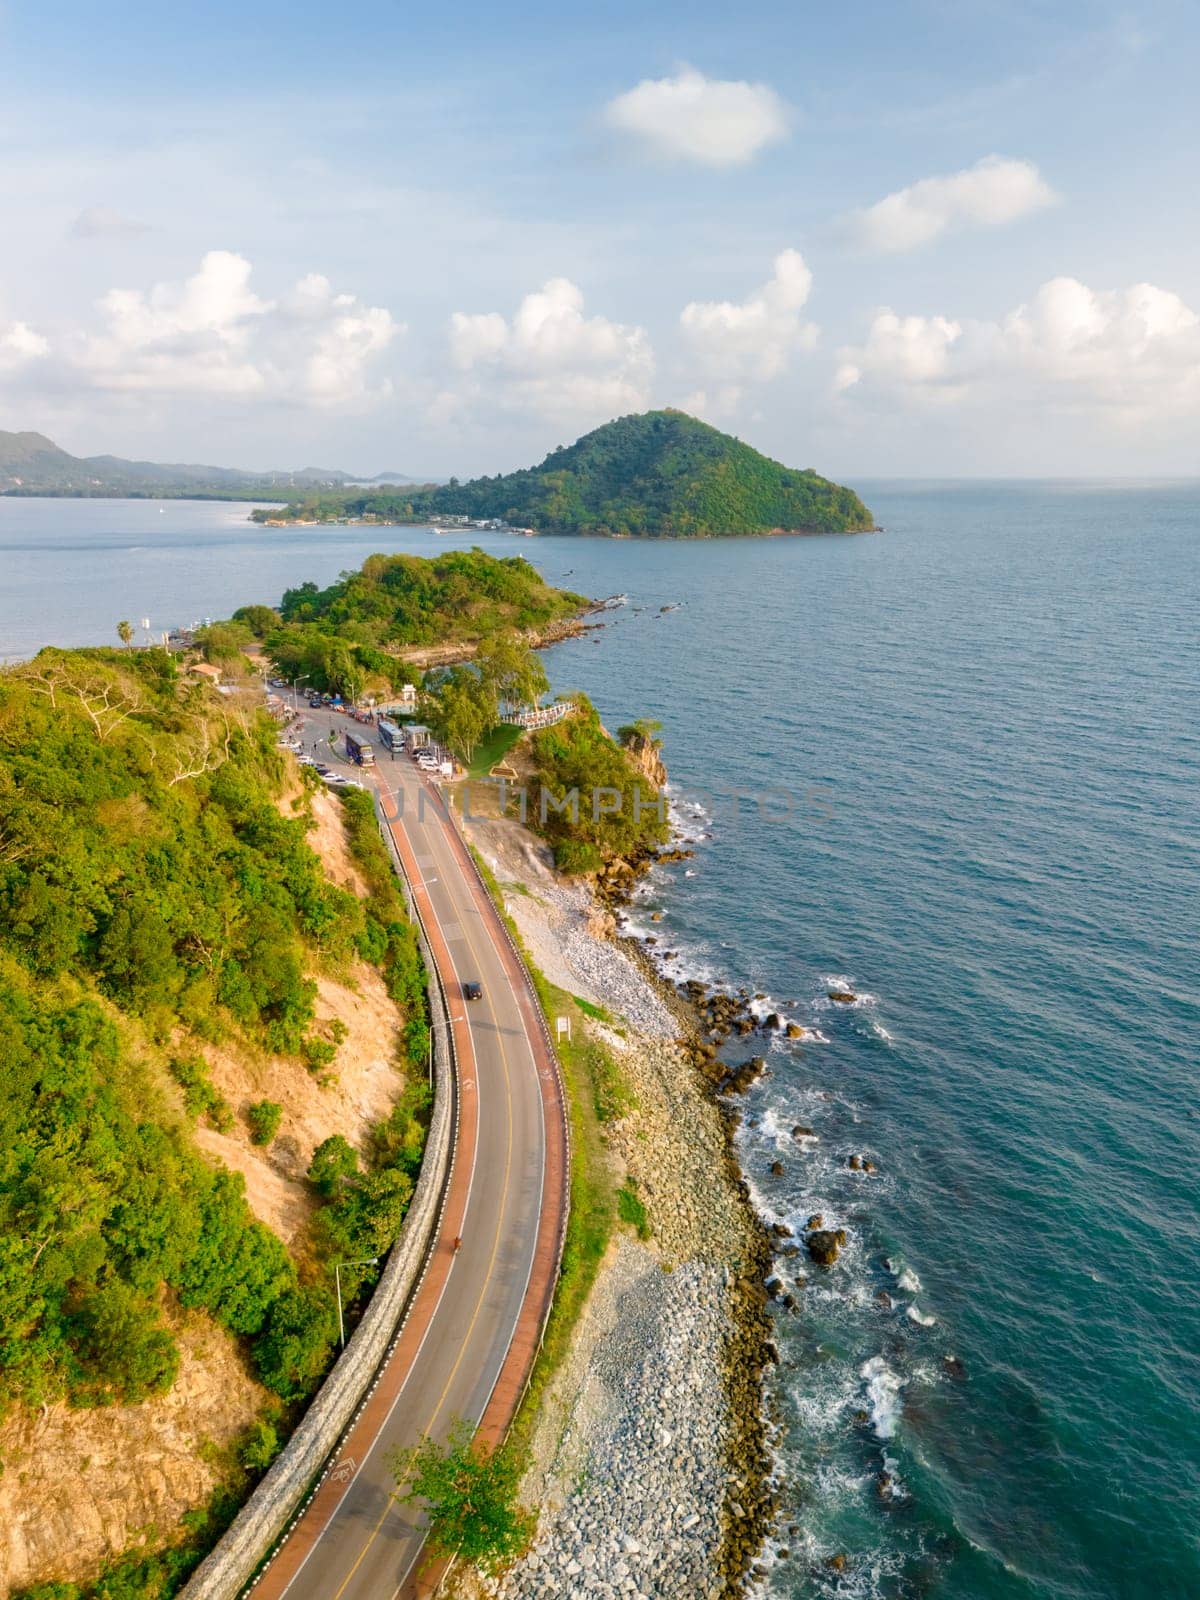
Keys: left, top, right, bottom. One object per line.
{"left": 2, "top": 486, "right": 1197, "bottom": 1598}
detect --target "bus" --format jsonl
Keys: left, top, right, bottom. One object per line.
{"left": 344, "top": 731, "right": 375, "bottom": 767}
{"left": 376, "top": 717, "right": 404, "bottom": 754}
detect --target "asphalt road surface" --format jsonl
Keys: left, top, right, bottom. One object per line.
{"left": 252, "top": 704, "right": 566, "bottom": 1600}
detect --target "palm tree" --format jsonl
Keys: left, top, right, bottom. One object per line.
{"left": 116, "top": 620, "right": 134, "bottom": 650}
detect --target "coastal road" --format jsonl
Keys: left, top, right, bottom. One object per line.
{"left": 253, "top": 705, "right": 567, "bottom": 1600}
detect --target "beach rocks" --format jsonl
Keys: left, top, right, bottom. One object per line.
{"left": 474, "top": 1247, "right": 746, "bottom": 1600}
{"left": 792, "top": 1125, "right": 815, "bottom": 1140}
{"left": 806, "top": 1229, "right": 847, "bottom": 1267}
{"left": 827, "top": 989, "right": 857, "bottom": 1004}
{"left": 785, "top": 1022, "right": 805, "bottom": 1039}
{"left": 763, "top": 1012, "right": 783, "bottom": 1031}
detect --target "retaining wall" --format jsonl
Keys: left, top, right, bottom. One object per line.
{"left": 178, "top": 797, "right": 456, "bottom": 1600}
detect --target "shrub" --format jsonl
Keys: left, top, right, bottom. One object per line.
{"left": 168, "top": 1055, "right": 233, "bottom": 1132}
{"left": 246, "top": 1100, "right": 283, "bottom": 1146}
{"left": 238, "top": 1417, "right": 280, "bottom": 1473}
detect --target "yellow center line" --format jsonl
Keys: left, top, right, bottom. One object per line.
{"left": 327, "top": 773, "right": 516, "bottom": 1600}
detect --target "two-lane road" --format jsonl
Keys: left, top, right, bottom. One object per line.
{"left": 252, "top": 712, "right": 566, "bottom": 1600}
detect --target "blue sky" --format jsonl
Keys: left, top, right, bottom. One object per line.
{"left": 1, "top": 1, "right": 1197, "bottom": 475}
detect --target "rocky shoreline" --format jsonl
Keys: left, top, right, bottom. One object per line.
{"left": 453, "top": 813, "right": 776, "bottom": 1600}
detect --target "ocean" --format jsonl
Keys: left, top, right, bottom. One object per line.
{"left": 2, "top": 485, "right": 1197, "bottom": 1599}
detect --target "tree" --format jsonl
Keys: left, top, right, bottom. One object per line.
{"left": 307, "top": 1134, "right": 359, "bottom": 1198}
{"left": 231, "top": 604, "right": 282, "bottom": 639}
{"left": 424, "top": 666, "right": 493, "bottom": 761}
{"left": 116, "top": 620, "right": 134, "bottom": 649}
{"left": 476, "top": 632, "right": 549, "bottom": 713}
{"left": 392, "top": 1421, "right": 534, "bottom": 1574}
{"left": 67, "top": 1280, "right": 180, "bottom": 1404}
{"left": 253, "top": 1285, "right": 338, "bottom": 1401}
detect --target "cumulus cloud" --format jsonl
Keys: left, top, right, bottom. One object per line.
{"left": 74, "top": 250, "right": 400, "bottom": 407}
{"left": 71, "top": 206, "right": 151, "bottom": 239}
{"left": 845, "top": 156, "right": 1057, "bottom": 253}
{"left": 836, "top": 276, "right": 1200, "bottom": 420}
{"left": 0, "top": 321, "right": 50, "bottom": 373}
{"left": 603, "top": 66, "right": 789, "bottom": 168}
{"left": 681, "top": 249, "right": 818, "bottom": 391}
{"left": 443, "top": 277, "right": 653, "bottom": 422}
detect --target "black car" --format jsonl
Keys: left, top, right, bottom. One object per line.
{"left": 463, "top": 981, "right": 483, "bottom": 1001}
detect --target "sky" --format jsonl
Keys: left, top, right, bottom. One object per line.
{"left": 0, "top": 0, "right": 1197, "bottom": 477}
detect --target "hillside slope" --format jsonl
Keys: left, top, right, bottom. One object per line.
{"left": 0, "top": 650, "right": 429, "bottom": 1598}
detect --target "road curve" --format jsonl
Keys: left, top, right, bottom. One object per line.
{"left": 251, "top": 717, "right": 568, "bottom": 1600}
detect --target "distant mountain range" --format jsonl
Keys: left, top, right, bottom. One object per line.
{"left": 0, "top": 431, "right": 426, "bottom": 496}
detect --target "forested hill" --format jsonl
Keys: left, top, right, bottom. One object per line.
{"left": 251, "top": 411, "right": 874, "bottom": 537}
{"left": 0, "top": 648, "right": 430, "bottom": 1592}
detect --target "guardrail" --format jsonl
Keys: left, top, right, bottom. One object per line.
{"left": 179, "top": 796, "right": 459, "bottom": 1600}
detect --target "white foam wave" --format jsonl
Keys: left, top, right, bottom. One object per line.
{"left": 859, "top": 1355, "right": 904, "bottom": 1440}
{"left": 896, "top": 1267, "right": 922, "bottom": 1293}
{"left": 906, "top": 1304, "right": 937, "bottom": 1327}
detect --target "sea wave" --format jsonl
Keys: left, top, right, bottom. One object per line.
{"left": 860, "top": 1354, "right": 905, "bottom": 1439}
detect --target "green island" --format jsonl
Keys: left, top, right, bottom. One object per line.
{"left": 249, "top": 410, "right": 874, "bottom": 537}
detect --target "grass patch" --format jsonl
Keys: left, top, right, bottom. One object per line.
{"left": 467, "top": 722, "right": 525, "bottom": 780}
{"left": 574, "top": 996, "right": 611, "bottom": 1023}
{"left": 617, "top": 1179, "right": 651, "bottom": 1241}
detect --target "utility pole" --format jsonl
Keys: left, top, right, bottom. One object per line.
{"left": 334, "top": 1257, "right": 380, "bottom": 1348}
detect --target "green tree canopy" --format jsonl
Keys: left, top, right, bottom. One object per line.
{"left": 392, "top": 1421, "right": 534, "bottom": 1574}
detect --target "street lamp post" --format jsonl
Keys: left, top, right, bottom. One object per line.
{"left": 292, "top": 674, "right": 310, "bottom": 709}
{"left": 334, "top": 1256, "right": 380, "bottom": 1349}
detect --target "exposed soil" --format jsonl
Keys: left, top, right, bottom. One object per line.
{"left": 0, "top": 1310, "right": 263, "bottom": 1597}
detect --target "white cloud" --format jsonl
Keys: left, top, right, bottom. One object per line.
{"left": 71, "top": 206, "right": 151, "bottom": 240}
{"left": 0, "top": 321, "right": 50, "bottom": 373}
{"left": 836, "top": 276, "right": 1200, "bottom": 421}
{"left": 443, "top": 277, "right": 653, "bottom": 422}
{"left": 74, "top": 250, "right": 400, "bottom": 407}
{"left": 834, "top": 310, "right": 966, "bottom": 404}
{"left": 602, "top": 66, "right": 789, "bottom": 168}
{"left": 846, "top": 156, "right": 1057, "bottom": 253}
{"left": 680, "top": 248, "right": 818, "bottom": 387}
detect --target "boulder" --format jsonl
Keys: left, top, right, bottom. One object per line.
{"left": 806, "top": 1228, "right": 847, "bottom": 1267}
{"left": 785, "top": 1022, "right": 806, "bottom": 1039}
{"left": 827, "top": 989, "right": 857, "bottom": 1004}
{"left": 763, "top": 1012, "right": 783, "bottom": 1031}
{"left": 769, "top": 1160, "right": 784, "bottom": 1177}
